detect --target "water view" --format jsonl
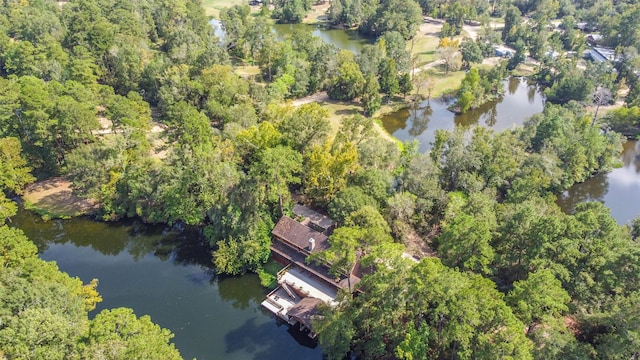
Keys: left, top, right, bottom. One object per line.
{"left": 209, "top": 18, "right": 373, "bottom": 53}
{"left": 11, "top": 209, "right": 321, "bottom": 360}
{"left": 381, "top": 77, "right": 545, "bottom": 152}
{"left": 273, "top": 23, "right": 373, "bottom": 53}
{"left": 379, "top": 76, "right": 639, "bottom": 224}
{"left": 558, "top": 140, "right": 640, "bottom": 224}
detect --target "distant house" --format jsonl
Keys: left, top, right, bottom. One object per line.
{"left": 588, "top": 46, "right": 616, "bottom": 63}
{"left": 262, "top": 210, "right": 362, "bottom": 338}
{"left": 587, "top": 34, "right": 603, "bottom": 45}
{"left": 494, "top": 45, "right": 514, "bottom": 58}
{"left": 576, "top": 22, "right": 597, "bottom": 32}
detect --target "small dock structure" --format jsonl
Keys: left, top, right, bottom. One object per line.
{"left": 261, "top": 209, "right": 359, "bottom": 338}
{"left": 261, "top": 265, "right": 339, "bottom": 337}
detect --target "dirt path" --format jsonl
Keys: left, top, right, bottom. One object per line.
{"left": 291, "top": 91, "right": 329, "bottom": 107}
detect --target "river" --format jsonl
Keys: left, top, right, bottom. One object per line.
{"left": 11, "top": 209, "right": 321, "bottom": 360}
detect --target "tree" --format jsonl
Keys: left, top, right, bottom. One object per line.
{"left": 437, "top": 192, "right": 497, "bottom": 275}
{"left": 304, "top": 141, "right": 359, "bottom": 204}
{"left": 0, "top": 137, "right": 35, "bottom": 194}
{"left": 398, "top": 73, "right": 413, "bottom": 98}
{"left": 328, "top": 186, "right": 378, "bottom": 224}
{"left": 507, "top": 39, "right": 526, "bottom": 70}
{"left": 502, "top": 6, "right": 522, "bottom": 43}
{"left": 460, "top": 38, "right": 484, "bottom": 68}
{"left": 328, "top": 51, "right": 366, "bottom": 101}
{"left": 316, "top": 257, "right": 534, "bottom": 359}
{"left": 83, "top": 308, "right": 182, "bottom": 360}
{"left": 278, "top": 103, "right": 331, "bottom": 153}
{"left": 359, "top": 0, "right": 422, "bottom": 39}
{"left": 506, "top": 269, "right": 571, "bottom": 334}
{"left": 437, "top": 37, "right": 462, "bottom": 74}
{"left": 379, "top": 59, "right": 400, "bottom": 99}
{"left": 273, "top": 0, "right": 313, "bottom": 23}
{"left": 361, "top": 74, "right": 382, "bottom": 115}
{"left": 380, "top": 31, "right": 411, "bottom": 72}
{"left": 249, "top": 145, "right": 303, "bottom": 213}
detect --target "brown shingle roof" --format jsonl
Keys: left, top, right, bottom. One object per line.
{"left": 287, "top": 297, "right": 323, "bottom": 329}
{"left": 272, "top": 216, "right": 329, "bottom": 253}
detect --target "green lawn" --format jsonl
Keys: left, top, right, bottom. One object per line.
{"left": 202, "top": 0, "right": 247, "bottom": 17}
{"left": 409, "top": 33, "right": 440, "bottom": 67}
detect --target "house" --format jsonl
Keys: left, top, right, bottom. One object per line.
{"left": 587, "top": 34, "right": 603, "bottom": 45}
{"left": 292, "top": 203, "right": 336, "bottom": 234}
{"left": 271, "top": 216, "right": 330, "bottom": 255}
{"left": 494, "top": 45, "right": 514, "bottom": 58}
{"left": 262, "top": 211, "right": 362, "bottom": 338}
{"left": 588, "top": 46, "right": 616, "bottom": 63}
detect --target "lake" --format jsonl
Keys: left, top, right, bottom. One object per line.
{"left": 557, "top": 140, "right": 640, "bottom": 224}
{"left": 273, "top": 23, "right": 372, "bottom": 53}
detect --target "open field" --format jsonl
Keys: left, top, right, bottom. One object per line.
{"left": 202, "top": 0, "right": 248, "bottom": 17}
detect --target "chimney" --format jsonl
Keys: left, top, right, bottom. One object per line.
{"left": 308, "top": 238, "right": 315, "bottom": 251}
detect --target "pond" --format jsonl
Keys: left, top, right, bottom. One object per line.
{"left": 11, "top": 208, "right": 322, "bottom": 360}
{"left": 557, "top": 140, "right": 640, "bottom": 224}
{"left": 381, "top": 77, "right": 545, "bottom": 152}
{"left": 209, "top": 18, "right": 373, "bottom": 54}
{"left": 272, "top": 23, "right": 373, "bottom": 53}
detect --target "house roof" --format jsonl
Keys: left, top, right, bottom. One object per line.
{"left": 292, "top": 204, "right": 336, "bottom": 231}
{"left": 287, "top": 297, "right": 323, "bottom": 329}
{"left": 272, "top": 216, "right": 329, "bottom": 253}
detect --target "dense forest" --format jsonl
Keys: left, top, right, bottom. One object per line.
{"left": 1, "top": 0, "right": 640, "bottom": 359}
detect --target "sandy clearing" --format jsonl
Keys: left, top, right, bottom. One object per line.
{"left": 23, "top": 177, "right": 98, "bottom": 217}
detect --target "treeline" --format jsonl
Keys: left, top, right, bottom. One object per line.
{"left": 0, "top": 140, "right": 182, "bottom": 359}
{"left": 1, "top": 0, "right": 640, "bottom": 359}
{"left": 0, "top": 226, "right": 183, "bottom": 359}
{"left": 313, "top": 104, "right": 640, "bottom": 359}
{"left": 220, "top": 5, "right": 412, "bottom": 114}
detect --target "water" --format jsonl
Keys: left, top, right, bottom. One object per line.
{"left": 380, "top": 77, "right": 640, "bottom": 224}
{"left": 557, "top": 140, "right": 640, "bottom": 224}
{"left": 11, "top": 209, "right": 321, "bottom": 360}
{"left": 272, "top": 23, "right": 373, "bottom": 53}
{"left": 381, "top": 77, "right": 545, "bottom": 152}
{"left": 209, "top": 18, "right": 226, "bottom": 44}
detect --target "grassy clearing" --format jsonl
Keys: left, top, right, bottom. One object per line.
{"left": 409, "top": 28, "right": 441, "bottom": 67}
{"left": 414, "top": 68, "right": 467, "bottom": 99}
{"left": 234, "top": 65, "right": 261, "bottom": 78}
{"left": 302, "top": 2, "right": 331, "bottom": 24}
{"left": 202, "top": 0, "right": 248, "bottom": 18}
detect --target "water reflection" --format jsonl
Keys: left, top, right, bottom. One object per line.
{"left": 558, "top": 141, "right": 640, "bottom": 224}
{"left": 408, "top": 102, "right": 432, "bottom": 136}
{"left": 272, "top": 23, "right": 373, "bottom": 53}
{"left": 381, "top": 77, "right": 544, "bottom": 152}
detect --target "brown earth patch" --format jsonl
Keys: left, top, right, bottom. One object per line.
{"left": 22, "top": 177, "right": 98, "bottom": 218}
